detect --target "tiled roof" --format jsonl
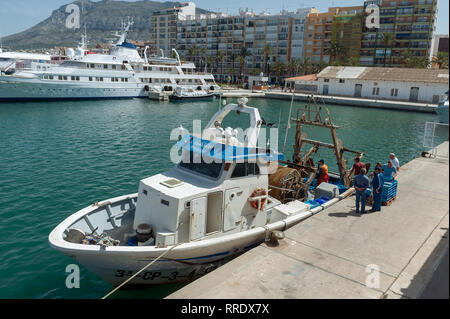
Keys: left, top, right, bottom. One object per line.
{"left": 318, "top": 66, "right": 449, "bottom": 84}
{"left": 286, "top": 74, "right": 318, "bottom": 82}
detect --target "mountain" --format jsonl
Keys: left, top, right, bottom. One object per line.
{"left": 2, "top": 0, "right": 208, "bottom": 50}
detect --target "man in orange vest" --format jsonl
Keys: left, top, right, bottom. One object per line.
{"left": 317, "top": 159, "right": 329, "bottom": 186}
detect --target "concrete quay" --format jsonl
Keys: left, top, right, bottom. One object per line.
{"left": 167, "top": 142, "right": 449, "bottom": 299}
{"left": 265, "top": 92, "right": 437, "bottom": 113}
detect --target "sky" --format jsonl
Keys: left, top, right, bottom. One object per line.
{"left": 0, "top": 0, "right": 448, "bottom": 37}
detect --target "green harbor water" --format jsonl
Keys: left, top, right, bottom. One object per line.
{"left": 0, "top": 97, "right": 447, "bottom": 299}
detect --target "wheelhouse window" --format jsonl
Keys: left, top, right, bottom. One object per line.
{"left": 231, "top": 162, "right": 260, "bottom": 178}
{"left": 179, "top": 151, "right": 224, "bottom": 179}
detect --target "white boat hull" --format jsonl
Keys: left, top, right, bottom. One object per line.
{"left": 60, "top": 238, "right": 262, "bottom": 286}
{"left": 0, "top": 78, "right": 147, "bottom": 101}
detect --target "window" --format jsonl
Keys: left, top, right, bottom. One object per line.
{"left": 231, "top": 162, "right": 260, "bottom": 178}
{"left": 372, "top": 87, "right": 380, "bottom": 95}
{"left": 179, "top": 151, "right": 224, "bottom": 179}
{"left": 112, "top": 65, "right": 116, "bottom": 70}
{"left": 89, "top": 77, "right": 93, "bottom": 81}
{"left": 391, "top": 88, "right": 398, "bottom": 97}
{"left": 324, "top": 78, "right": 330, "bottom": 83}
{"left": 339, "top": 79, "right": 345, "bottom": 83}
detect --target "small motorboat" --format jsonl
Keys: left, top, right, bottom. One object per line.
{"left": 170, "top": 86, "right": 215, "bottom": 101}
{"left": 49, "top": 98, "right": 350, "bottom": 287}
{"left": 436, "top": 90, "right": 449, "bottom": 124}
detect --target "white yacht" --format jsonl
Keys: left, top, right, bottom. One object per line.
{"left": 49, "top": 98, "right": 352, "bottom": 287}
{"left": 0, "top": 22, "right": 219, "bottom": 101}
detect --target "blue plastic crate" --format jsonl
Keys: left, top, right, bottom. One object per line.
{"left": 305, "top": 200, "right": 319, "bottom": 209}
{"left": 314, "top": 196, "right": 330, "bottom": 205}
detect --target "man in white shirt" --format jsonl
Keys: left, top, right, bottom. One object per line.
{"left": 389, "top": 153, "right": 400, "bottom": 171}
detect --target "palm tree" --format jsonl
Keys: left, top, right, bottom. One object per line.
{"left": 347, "top": 57, "right": 360, "bottom": 66}
{"left": 329, "top": 41, "right": 346, "bottom": 64}
{"left": 381, "top": 33, "right": 393, "bottom": 67}
{"left": 271, "top": 61, "right": 285, "bottom": 85}
{"left": 286, "top": 58, "right": 300, "bottom": 77}
{"left": 188, "top": 46, "right": 197, "bottom": 62}
{"left": 238, "top": 47, "right": 250, "bottom": 79}
{"left": 432, "top": 52, "right": 449, "bottom": 69}
{"left": 299, "top": 57, "right": 310, "bottom": 75}
{"left": 402, "top": 50, "right": 430, "bottom": 68}
{"left": 263, "top": 44, "right": 272, "bottom": 75}
{"left": 216, "top": 53, "right": 225, "bottom": 82}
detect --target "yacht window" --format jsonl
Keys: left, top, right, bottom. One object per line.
{"left": 49, "top": 75, "right": 54, "bottom": 80}
{"left": 231, "top": 162, "right": 260, "bottom": 178}
{"left": 179, "top": 151, "right": 224, "bottom": 179}
{"left": 89, "top": 77, "right": 93, "bottom": 81}
{"left": 112, "top": 65, "right": 116, "bottom": 70}
{"left": 104, "top": 64, "right": 108, "bottom": 69}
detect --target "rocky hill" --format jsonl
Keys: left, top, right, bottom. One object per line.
{"left": 2, "top": 0, "right": 207, "bottom": 50}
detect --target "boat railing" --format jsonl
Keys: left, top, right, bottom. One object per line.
{"left": 422, "top": 121, "right": 449, "bottom": 159}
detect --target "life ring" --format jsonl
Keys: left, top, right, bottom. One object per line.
{"left": 249, "top": 188, "right": 267, "bottom": 210}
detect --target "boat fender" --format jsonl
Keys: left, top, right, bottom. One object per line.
{"left": 144, "top": 85, "right": 150, "bottom": 92}
{"left": 249, "top": 188, "right": 267, "bottom": 210}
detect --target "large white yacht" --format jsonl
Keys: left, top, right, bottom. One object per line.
{"left": 0, "top": 22, "right": 219, "bottom": 101}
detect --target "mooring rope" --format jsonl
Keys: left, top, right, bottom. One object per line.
{"left": 102, "top": 243, "right": 181, "bottom": 299}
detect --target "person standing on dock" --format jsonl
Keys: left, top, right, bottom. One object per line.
{"left": 354, "top": 168, "right": 370, "bottom": 214}
{"left": 317, "top": 159, "right": 329, "bottom": 186}
{"left": 349, "top": 157, "right": 366, "bottom": 178}
{"left": 389, "top": 153, "right": 400, "bottom": 171}
{"left": 370, "top": 166, "right": 383, "bottom": 212}
{"left": 382, "top": 161, "right": 397, "bottom": 182}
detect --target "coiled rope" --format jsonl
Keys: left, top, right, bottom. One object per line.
{"left": 102, "top": 243, "right": 181, "bottom": 299}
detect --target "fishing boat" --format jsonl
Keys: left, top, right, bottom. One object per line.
{"left": 170, "top": 86, "right": 215, "bottom": 101}
{"left": 436, "top": 90, "right": 449, "bottom": 124}
{"left": 49, "top": 98, "right": 354, "bottom": 287}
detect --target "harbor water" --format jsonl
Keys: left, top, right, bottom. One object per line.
{"left": 0, "top": 97, "right": 447, "bottom": 299}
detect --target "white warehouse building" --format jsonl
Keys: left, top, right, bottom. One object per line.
{"left": 297, "top": 67, "right": 449, "bottom": 104}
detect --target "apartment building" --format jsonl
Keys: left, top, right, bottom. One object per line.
{"left": 331, "top": 9, "right": 365, "bottom": 61}
{"left": 176, "top": 8, "right": 313, "bottom": 81}
{"left": 150, "top": 2, "right": 196, "bottom": 56}
{"left": 360, "top": 0, "right": 439, "bottom": 66}
{"left": 304, "top": 6, "right": 364, "bottom": 64}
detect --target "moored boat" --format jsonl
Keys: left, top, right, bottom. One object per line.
{"left": 49, "top": 98, "right": 353, "bottom": 287}
{"left": 170, "top": 86, "right": 216, "bottom": 101}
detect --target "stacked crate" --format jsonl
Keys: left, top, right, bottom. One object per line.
{"left": 381, "top": 180, "right": 398, "bottom": 205}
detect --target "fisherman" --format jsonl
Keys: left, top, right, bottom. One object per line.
{"left": 349, "top": 157, "right": 365, "bottom": 178}
{"left": 389, "top": 153, "right": 400, "bottom": 171}
{"left": 317, "top": 159, "right": 329, "bottom": 186}
{"left": 354, "top": 168, "right": 370, "bottom": 214}
{"left": 382, "top": 160, "right": 397, "bottom": 182}
{"left": 370, "top": 166, "right": 383, "bottom": 212}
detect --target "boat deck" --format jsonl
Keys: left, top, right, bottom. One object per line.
{"left": 167, "top": 142, "right": 449, "bottom": 299}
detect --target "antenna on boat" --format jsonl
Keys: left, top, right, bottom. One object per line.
{"left": 282, "top": 91, "right": 295, "bottom": 154}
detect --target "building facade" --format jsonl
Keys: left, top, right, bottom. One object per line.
{"left": 148, "top": 0, "right": 440, "bottom": 80}
{"left": 360, "top": 0, "right": 439, "bottom": 66}
{"left": 308, "top": 66, "right": 448, "bottom": 103}
{"left": 304, "top": 7, "right": 364, "bottom": 64}
{"left": 150, "top": 2, "right": 196, "bottom": 57}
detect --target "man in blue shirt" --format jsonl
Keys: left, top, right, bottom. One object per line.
{"left": 382, "top": 161, "right": 397, "bottom": 182}
{"left": 371, "top": 166, "right": 383, "bottom": 212}
{"left": 354, "top": 168, "right": 370, "bottom": 214}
